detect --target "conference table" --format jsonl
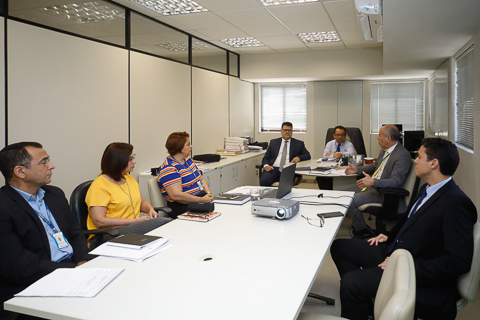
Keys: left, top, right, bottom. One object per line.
{"left": 295, "top": 159, "right": 358, "bottom": 190}
{"left": 5, "top": 187, "right": 353, "bottom": 320}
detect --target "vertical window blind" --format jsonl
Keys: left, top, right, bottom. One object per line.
{"left": 455, "top": 45, "right": 474, "bottom": 150}
{"left": 260, "top": 84, "right": 307, "bottom": 132}
{"left": 427, "top": 77, "right": 436, "bottom": 136}
{"left": 370, "top": 81, "right": 425, "bottom": 133}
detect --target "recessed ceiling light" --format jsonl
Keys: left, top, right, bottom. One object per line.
{"left": 221, "top": 37, "right": 266, "bottom": 48}
{"left": 297, "top": 31, "right": 341, "bottom": 43}
{"left": 154, "top": 41, "right": 209, "bottom": 51}
{"left": 38, "top": 2, "right": 124, "bottom": 23}
{"left": 129, "top": 0, "right": 208, "bottom": 15}
{"left": 260, "top": 0, "right": 319, "bottom": 6}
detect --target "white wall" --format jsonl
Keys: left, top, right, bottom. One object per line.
{"left": 129, "top": 51, "right": 192, "bottom": 176}
{"left": 229, "top": 77, "right": 254, "bottom": 138}
{"left": 191, "top": 68, "right": 229, "bottom": 155}
{"left": 241, "top": 48, "right": 383, "bottom": 81}
{"left": 7, "top": 21, "right": 129, "bottom": 197}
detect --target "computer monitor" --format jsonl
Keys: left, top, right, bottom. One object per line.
{"left": 404, "top": 130, "right": 424, "bottom": 152}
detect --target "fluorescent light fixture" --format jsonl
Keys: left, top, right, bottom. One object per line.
{"left": 154, "top": 41, "right": 209, "bottom": 51}
{"left": 260, "top": 0, "right": 319, "bottom": 6}
{"left": 357, "top": 14, "right": 373, "bottom": 41}
{"left": 38, "top": 2, "right": 125, "bottom": 23}
{"left": 129, "top": 0, "right": 208, "bottom": 15}
{"left": 221, "top": 37, "right": 266, "bottom": 48}
{"left": 297, "top": 31, "right": 340, "bottom": 43}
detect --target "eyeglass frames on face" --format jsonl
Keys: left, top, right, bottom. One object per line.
{"left": 334, "top": 134, "right": 345, "bottom": 137}
{"left": 129, "top": 154, "right": 136, "bottom": 162}
{"left": 21, "top": 158, "right": 51, "bottom": 167}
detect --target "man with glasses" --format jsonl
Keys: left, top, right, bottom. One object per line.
{"left": 323, "top": 125, "right": 356, "bottom": 159}
{"left": 0, "top": 142, "right": 88, "bottom": 320}
{"left": 260, "top": 122, "right": 311, "bottom": 186}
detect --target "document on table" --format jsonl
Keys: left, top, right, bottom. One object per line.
{"left": 90, "top": 237, "right": 171, "bottom": 262}
{"left": 329, "top": 168, "right": 348, "bottom": 176}
{"left": 15, "top": 268, "right": 124, "bottom": 298}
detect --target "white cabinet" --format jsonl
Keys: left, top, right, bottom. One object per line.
{"left": 245, "top": 154, "right": 263, "bottom": 186}
{"left": 220, "top": 162, "right": 245, "bottom": 193}
{"left": 202, "top": 169, "right": 221, "bottom": 196}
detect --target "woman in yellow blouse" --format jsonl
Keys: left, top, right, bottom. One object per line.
{"left": 86, "top": 143, "right": 165, "bottom": 235}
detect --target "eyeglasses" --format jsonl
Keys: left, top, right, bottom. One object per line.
{"left": 334, "top": 134, "right": 346, "bottom": 137}
{"left": 301, "top": 215, "right": 324, "bottom": 228}
{"left": 129, "top": 154, "right": 136, "bottom": 161}
{"left": 282, "top": 129, "right": 293, "bottom": 132}
{"left": 21, "top": 158, "right": 51, "bottom": 167}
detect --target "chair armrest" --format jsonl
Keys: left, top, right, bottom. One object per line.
{"left": 154, "top": 206, "right": 173, "bottom": 214}
{"left": 378, "top": 188, "right": 410, "bottom": 197}
{"left": 81, "top": 228, "right": 120, "bottom": 237}
{"left": 255, "top": 164, "right": 263, "bottom": 169}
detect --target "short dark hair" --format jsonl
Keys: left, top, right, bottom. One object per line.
{"left": 281, "top": 122, "right": 293, "bottom": 129}
{"left": 166, "top": 132, "right": 190, "bottom": 155}
{"left": 421, "top": 138, "right": 459, "bottom": 176}
{"left": 334, "top": 125, "right": 346, "bottom": 135}
{"left": 0, "top": 142, "right": 43, "bottom": 182}
{"left": 382, "top": 125, "right": 401, "bottom": 141}
{"left": 101, "top": 142, "right": 133, "bottom": 182}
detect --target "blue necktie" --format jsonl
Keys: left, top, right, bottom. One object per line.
{"left": 386, "top": 188, "right": 428, "bottom": 254}
{"left": 336, "top": 143, "right": 341, "bottom": 153}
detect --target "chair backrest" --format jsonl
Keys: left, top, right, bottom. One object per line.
{"left": 147, "top": 177, "right": 167, "bottom": 208}
{"left": 374, "top": 249, "right": 416, "bottom": 320}
{"left": 457, "top": 221, "right": 480, "bottom": 309}
{"left": 69, "top": 180, "right": 94, "bottom": 229}
{"left": 325, "top": 127, "right": 367, "bottom": 157}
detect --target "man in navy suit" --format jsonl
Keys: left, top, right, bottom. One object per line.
{"left": 331, "top": 138, "right": 477, "bottom": 320}
{"left": 0, "top": 142, "right": 88, "bottom": 320}
{"left": 260, "top": 122, "right": 311, "bottom": 186}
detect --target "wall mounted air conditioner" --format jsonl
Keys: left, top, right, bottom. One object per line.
{"left": 355, "top": 0, "right": 383, "bottom": 42}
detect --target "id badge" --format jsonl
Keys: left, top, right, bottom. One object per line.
{"left": 53, "top": 232, "right": 69, "bottom": 249}
{"left": 197, "top": 180, "right": 205, "bottom": 191}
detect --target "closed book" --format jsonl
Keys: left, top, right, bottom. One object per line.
{"left": 107, "top": 234, "right": 163, "bottom": 250}
{"left": 177, "top": 211, "right": 221, "bottom": 222}
{"left": 213, "top": 194, "right": 251, "bottom": 205}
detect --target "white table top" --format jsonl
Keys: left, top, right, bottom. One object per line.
{"left": 295, "top": 159, "right": 357, "bottom": 177}
{"left": 5, "top": 187, "right": 353, "bottom": 320}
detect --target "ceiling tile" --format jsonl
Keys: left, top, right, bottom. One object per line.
{"left": 193, "top": 0, "right": 262, "bottom": 12}
{"left": 323, "top": 0, "right": 356, "bottom": 19}
{"left": 167, "top": 12, "right": 233, "bottom": 29}
{"left": 195, "top": 27, "right": 250, "bottom": 40}
{"left": 283, "top": 20, "right": 336, "bottom": 33}
{"left": 215, "top": 8, "right": 279, "bottom": 26}
{"left": 256, "top": 34, "right": 304, "bottom": 46}
{"left": 334, "top": 17, "right": 360, "bottom": 32}
{"left": 239, "top": 24, "right": 292, "bottom": 37}
{"left": 266, "top": 3, "right": 329, "bottom": 22}
{"left": 268, "top": 44, "right": 310, "bottom": 53}
{"left": 306, "top": 42, "right": 346, "bottom": 50}
{"left": 236, "top": 46, "right": 277, "bottom": 54}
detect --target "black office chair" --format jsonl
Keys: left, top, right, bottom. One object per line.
{"left": 359, "top": 160, "right": 424, "bottom": 234}
{"left": 70, "top": 180, "right": 119, "bottom": 250}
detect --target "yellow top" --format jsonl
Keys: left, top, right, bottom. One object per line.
{"left": 86, "top": 174, "right": 141, "bottom": 230}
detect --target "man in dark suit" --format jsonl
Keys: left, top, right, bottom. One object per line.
{"left": 0, "top": 142, "right": 88, "bottom": 320}
{"left": 344, "top": 124, "right": 411, "bottom": 236}
{"left": 331, "top": 138, "right": 477, "bottom": 320}
{"left": 260, "top": 122, "right": 311, "bottom": 186}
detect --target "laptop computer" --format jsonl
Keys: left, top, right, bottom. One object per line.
{"left": 261, "top": 162, "right": 297, "bottom": 199}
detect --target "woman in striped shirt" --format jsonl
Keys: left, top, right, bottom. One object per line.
{"left": 157, "top": 132, "right": 213, "bottom": 218}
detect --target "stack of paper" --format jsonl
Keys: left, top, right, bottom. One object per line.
{"left": 90, "top": 236, "right": 171, "bottom": 262}
{"left": 224, "top": 137, "right": 249, "bottom": 153}
{"left": 15, "top": 268, "right": 124, "bottom": 298}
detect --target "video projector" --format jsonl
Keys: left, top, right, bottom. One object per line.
{"left": 251, "top": 199, "right": 300, "bottom": 220}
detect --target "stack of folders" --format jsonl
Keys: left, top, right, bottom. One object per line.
{"left": 90, "top": 234, "right": 171, "bottom": 262}
{"left": 224, "top": 137, "right": 249, "bottom": 153}
{"left": 213, "top": 194, "right": 251, "bottom": 205}
{"left": 177, "top": 211, "right": 221, "bottom": 222}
